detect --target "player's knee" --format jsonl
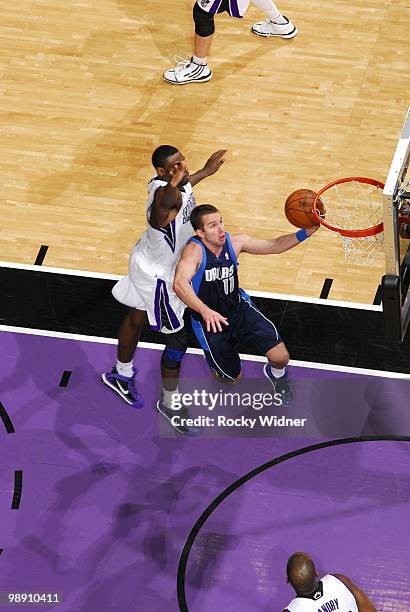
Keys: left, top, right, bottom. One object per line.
{"left": 193, "top": 2, "right": 215, "bottom": 37}
{"left": 161, "top": 347, "right": 186, "bottom": 370}
{"left": 161, "top": 328, "right": 188, "bottom": 369}
{"left": 267, "top": 343, "right": 289, "bottom": 369}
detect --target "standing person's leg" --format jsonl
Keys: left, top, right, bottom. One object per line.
{"left": 102, "top": 308, "right": 147, "bottom": 408}
{"left": 155, "top": 327, "right": 201, "bottom": 436}
{"left": 163, "top": 2, "right": 216, "bottom": 85}
{"left": 251, "top": 0, "right": 297, "bottom": 38}
{"left": 159, "top": 328, "right": 188, "bottom": 407}
{"left": 264, "top": 342, "right": 292, "bottom": 398}
{"left": 263, "top": 340, "right": 293, "bottom": 405}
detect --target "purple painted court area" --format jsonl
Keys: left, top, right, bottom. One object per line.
{"left": 0, "top": 331, "right": 409, "bottom": 611}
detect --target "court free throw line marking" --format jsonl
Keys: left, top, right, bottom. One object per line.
{"left": 1, "top": 325, "right": 409, "bottom": 380}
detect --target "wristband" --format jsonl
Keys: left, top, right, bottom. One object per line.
{"left": 296, "top": 228, "right": 309, "bottom": 242}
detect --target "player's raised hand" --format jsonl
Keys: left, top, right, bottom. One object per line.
{"left": 200, "top": 307, "right": 229, "bottom": 333}
{"left": 169, "top": 161, "right": 187, "bottom": 187}
{"left": 203, "top": 149, "right": 227, "bottom": 176}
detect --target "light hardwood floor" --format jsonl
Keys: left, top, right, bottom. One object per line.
{"left": 1, "top": 0, "right": 409, "bottom": 302}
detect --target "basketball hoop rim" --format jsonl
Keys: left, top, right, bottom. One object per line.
{"left": 312, "top": 176, "right": 385, "bottom": 238}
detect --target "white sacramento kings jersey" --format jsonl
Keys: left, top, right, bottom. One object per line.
{"left": 197, "top": 0, "right": 251, "bottom": 18}
{"left": 286, "top": 575, "right": 358, "bottom": 612}
{"left": 135, "top": 177, "right": 196, "bottom": 280}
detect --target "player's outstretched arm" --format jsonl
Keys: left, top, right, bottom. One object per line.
{"left": 150, "top": 162, "right": 186, "bottom": 229}
{"left": 334, "top": 574, "right": 376, "bottom": 612}
{"left": 230, "top": 226, "right": 319, "bottom": 256}
{"left": 189, "top": 149, "right": 227, "bottom": 187}
{"left": 173, "top": 243, "right": 229, "bottom": 333}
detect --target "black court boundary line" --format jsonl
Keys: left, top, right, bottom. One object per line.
{"left": 319, "top": 278, "right": 333, "bottom": 299}
{"left": 34, "top": 245, "right": 49, "bottom": 266}
{"left": 0, "top": 401, "right": 15, "bottom": 434}
{"left": 176, "top": 435, "right": 410, "bottom": 611}
{"left": 59, "top": 371, "right": 72, "bottom": 388}
{"left": 12, "top": 470, "right": 23, "bottom": 510}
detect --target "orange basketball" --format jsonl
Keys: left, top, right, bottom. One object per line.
{"left": 285, "top": 189, "right": 325, "bottom": 229}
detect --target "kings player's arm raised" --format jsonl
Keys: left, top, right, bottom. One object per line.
{"left": 150, "top": 149, "right": 226, "bottom": 229}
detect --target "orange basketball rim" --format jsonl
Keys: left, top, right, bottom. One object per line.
{"left": 312, "top": 177, "right": 385, "bottom": 238}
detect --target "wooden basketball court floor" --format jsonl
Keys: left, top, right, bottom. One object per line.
{"left": 1, "top": 0, "right": 409, "bottom": 303}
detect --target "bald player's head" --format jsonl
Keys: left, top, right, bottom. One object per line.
{"left": 286, "top": 553, "right": 319, "bottom": 596}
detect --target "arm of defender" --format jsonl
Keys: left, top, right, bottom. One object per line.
{"left": 334, "top": 574, "right": 376, "bottom": 612}
{"left": 230, "top": 226, "right": 319, "bottom": 256}
{"left": 189, "top": 149, "right": 227, "bottom": 187}
{"left": 173, "top": 243, "right": 229, "bottom": 333}
{"left": 149, "top": 163, "right": 185, "bottom": 229}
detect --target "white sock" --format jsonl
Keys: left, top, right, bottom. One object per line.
{"left": 271, "top": 14, "right": 287, "bottom": 24}
{"left": 192, "top": 54, "right": 207, "bottom": 66}
{"left": 268, "top": 364, "right": 286, "bottom": 378}
{"left": 162, "top": 387, "right": 180, "bottom": 410}
{"left": 116, "top": 359, "right": 133, "bottom": 378}
{"left": 251, "top": 0, "right": 286, "bottom": 22}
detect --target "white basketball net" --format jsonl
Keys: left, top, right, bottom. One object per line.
{"left": 318, "top": 180, "right": 384, "bottom": 265}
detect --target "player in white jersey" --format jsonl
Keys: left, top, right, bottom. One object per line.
{"left": 284, "top": 553, "right": 376, "bottom": 612}
{"left": 102, "top": 145, "right": 226, "bottom": 434}
{"left": 163, "top": 0, "right": 297, "bottom": 85}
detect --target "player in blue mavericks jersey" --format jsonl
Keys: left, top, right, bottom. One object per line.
{"left": 102, "top": 147, "right": 226, "bottom": 435}
{"left": 284, "top": 553, "right": 376, "bottom": 611}
{"left": 173, "top": 204, "right": 318, "bottom": 399}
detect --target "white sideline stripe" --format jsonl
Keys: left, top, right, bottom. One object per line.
{"left": 0, "top": 260, "right": 382, "bottom": 311}
{"left": 1, "top": 325, "right": 409, "bottom": 380}
{"left": 0, "top": 260, "right": 122, "bottom": 280}
{"left": 247, "top": 290, "right": 382, "bottom": 312}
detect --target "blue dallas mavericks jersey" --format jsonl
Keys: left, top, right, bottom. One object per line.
{"left": 190, "top": 233, "right": 240, "bottom": 319}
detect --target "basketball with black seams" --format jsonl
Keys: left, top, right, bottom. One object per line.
{"left": 285, "top": 189, "right": 325, "bottom": 228}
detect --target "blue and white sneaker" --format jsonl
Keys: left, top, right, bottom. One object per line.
{"left": 102, "top": 366, "right": 144, "bottom": 409}
{"left": 263, "top": 364, "right": 294, "bottom": 405}
{"left": 163, "top": 56, "right": 212, "bottom": 85}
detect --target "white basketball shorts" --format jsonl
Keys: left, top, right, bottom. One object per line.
{"left": 112, "top": 257, "right": 185, "bottom": 334}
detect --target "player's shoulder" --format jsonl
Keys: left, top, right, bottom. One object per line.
{"left": 329, "top": 573, "right": 353, "bottom": 588}
{"left": 229, "top": 233, "right": 251, "bottom": 250}
{"left": 327, "top": 573, "right": 346, "bottom": 583}
{"left": 182, "top": 238, "right": 203, "bottom": 257}
{"left": 148, "top": 176, "right": 167, "bottom": 194}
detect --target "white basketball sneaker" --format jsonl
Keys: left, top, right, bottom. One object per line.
{"left": 251, "top": 16, "right": 297, "bottom": 39}
{"left": 163, "top": 56, "right": 212, "bottom": 85}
